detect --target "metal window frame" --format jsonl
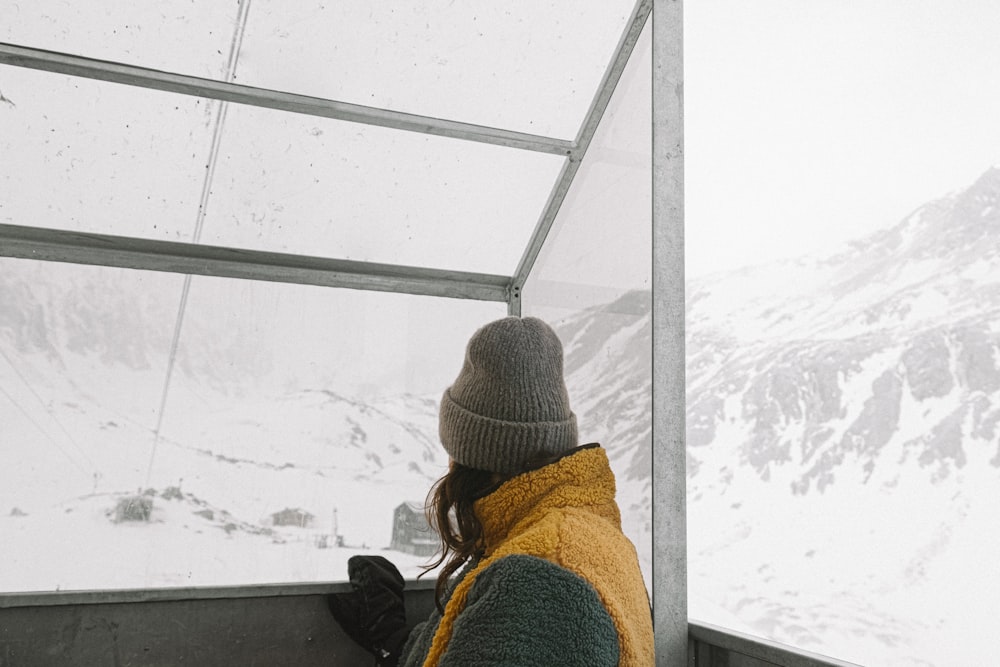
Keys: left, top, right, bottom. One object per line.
{"left": 0, "top": 42, "right": 574, "bottom": 157}
{"left": 0, "top": 3, "right": 695, "bottom": 665}
{"left": 0, "top": 224, "right": 510, "bottom": 302}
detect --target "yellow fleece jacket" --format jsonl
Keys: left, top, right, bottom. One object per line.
{"left": 419, "top": 444, "right": 653, "bottom": 666}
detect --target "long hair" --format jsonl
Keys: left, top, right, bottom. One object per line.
{"left": 422, "top": 462, "right": 499, "bottom": 611}
{"left": 422, "top": 449, "right": 576, "bottom": 611}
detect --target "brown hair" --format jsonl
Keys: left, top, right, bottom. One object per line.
{"left": 422, "top": 462, "right": 499, "bottom": 610}
{"left": 422, "top": 448, "right": 586, "bottom": 610}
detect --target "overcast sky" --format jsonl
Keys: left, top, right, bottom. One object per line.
{"left": 684, "top": 0, "right": 1000, "bottom": 277}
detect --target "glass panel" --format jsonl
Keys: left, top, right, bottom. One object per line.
{"left": 237, "top": 0, "right": 636, "bottom": 139}
{"left": 1, "top": 257, "right": 505, "bottom": 591}
{"left": 0, "top": 67, "right": 215, "bottom": 240}
{"left": 686, "top": 2, "right": 1000, "bottom": 665}
{"left": 0, "top": 65, "right": 564, "bottom": 274}
{"left": 200, "top": 103, "right": 564, "bottom": 274}
{"left": 1, "top": 0, "right": 234, "bottom": 79}
{"left": 522, "top": 26, "right": 651, "bottom": 586}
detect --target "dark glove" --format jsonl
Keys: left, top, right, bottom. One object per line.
{"left": 328, "top": 555, "right": 408, "bottom": 666}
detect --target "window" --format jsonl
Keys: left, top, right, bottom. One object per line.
{"left": 0, "top": 0, "right": 648, "bottom": 594}
{"left": 686, "top": 2, "right": 1000, "bottom": 665}
{"left": 1, "top": 257, "right": 503, "bottom": 590}
{"left": 523, "top": 25, "right": 652, "bottom": 589}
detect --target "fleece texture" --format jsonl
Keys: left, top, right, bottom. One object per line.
{"left": 403, "top": 445, "right": 653, "bottom": 667}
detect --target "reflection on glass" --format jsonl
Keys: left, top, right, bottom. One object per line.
{"left": 0, "top": 258, "right": 504, "bottom": 591}
{"left": 522, "top": 26, "right": 652, "bottom": 586}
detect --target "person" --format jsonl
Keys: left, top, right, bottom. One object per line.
{"left": 328, "top": 316, "right": 654, "bottom": 666}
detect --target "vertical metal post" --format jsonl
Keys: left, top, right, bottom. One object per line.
{"left": 652, "top": 0, "right": 686, "bottom": 665}
{"left": 508, "top": 283, "right": 522, "bottom": 317}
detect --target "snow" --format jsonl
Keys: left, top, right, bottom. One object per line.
{"left": 1, "top": 495, "right": 432, "bottom": 592}
{"left": 682, "top": 170, "right": 1000, "bottom": 666}
{"left": 688, "top": 448, "right": 1000, "bottom": 666}
{"left": 1, "top": 339, "right": 449, "bottom": 593}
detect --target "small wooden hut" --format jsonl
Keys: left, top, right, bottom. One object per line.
{"left": 390, "top": 502, "right": 437, "bottom": 557}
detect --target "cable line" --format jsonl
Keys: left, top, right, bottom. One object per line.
{"left": 0, "top": 347, "right": 95, "bottom": 470}
{"left": 144, "top": 0, "right": 253, "bottom": 486}
{"left": 0, "top": 384, "right": 89, "bottom": 476}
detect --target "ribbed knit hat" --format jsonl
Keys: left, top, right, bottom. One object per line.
{"left": 439, "top": 316, "right": 578, "bottom": 474}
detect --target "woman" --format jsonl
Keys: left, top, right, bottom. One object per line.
{"left": 329, "top": 316, "right": 654, "bottom": 666}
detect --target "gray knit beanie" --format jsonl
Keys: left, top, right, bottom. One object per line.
{"left": 439, "top": 316, "right": 578, "bottom": 475}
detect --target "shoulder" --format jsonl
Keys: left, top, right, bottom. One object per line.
{"left": 439, "top": 554, "right": 619, "bottom": 667}
{"left": 470, "top": 553, "right": 606, "bottom": 605}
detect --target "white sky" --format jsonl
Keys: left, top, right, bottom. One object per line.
{"left": 684, "top": 0, "right": 1000, "bottom": 278}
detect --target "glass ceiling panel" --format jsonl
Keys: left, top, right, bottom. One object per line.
{"left": 201, "top": 103, "right": 564, "bottom": 274}
{"left": 0, "top": 66, "right": 215, "bottom": 241}
{"left": 1, "top": 0, "right": 235, "bottom": 79}
{"left": 1, "top": 65, "right": 564, "bottom": 274}
{"left": 527, "top": 26, "right": 651, "bottom": 301}
{"left": 237, "top": 0, "right": 636, "bottom": 139}
{"left": 523, "top": 24, "right": 652, "bottom": 585}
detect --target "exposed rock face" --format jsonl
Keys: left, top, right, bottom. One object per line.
{"left": 547, "top": 167, "right": 1000, "bottom": 506}
{"left": 681, "top": 167, "right": 1000, "bottom": 498}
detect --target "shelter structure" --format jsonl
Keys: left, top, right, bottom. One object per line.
{"left": 7, "top": 0, "right": 991, "bottom": 665}
{"left": 0, "top": 2, "right": 732, "bottom": 663}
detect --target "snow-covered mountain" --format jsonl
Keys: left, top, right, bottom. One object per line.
{"left": 688, "top": 167, "right": 1000, "bottom": 491}
{"left": 684, "top": 167, "right": 1000, "bottom": 666}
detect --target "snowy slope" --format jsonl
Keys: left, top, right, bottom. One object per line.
{"left": 0, "top": 260, "right": 449, "bottom": 591}
{"left": 683, "top": 167, "right": 1000, "bottom": 666}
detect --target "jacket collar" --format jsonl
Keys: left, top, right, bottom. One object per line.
{"left": 474, "top": 444, "right": 620, "bottom": 555}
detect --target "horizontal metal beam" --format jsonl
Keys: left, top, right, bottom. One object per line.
{"left": 0, "top": 578, "right": 436, "bottom": 610}
{"left": 0, "top": 42, "right": 575, "bottom": 156}
{"left": 689, "top": 621, "right": 864, "bottom": 667}
{"left": 0, "top": 224, "right": 511, "bottom": 302}
{"left": 510, "top": 0, "right": 653, "bottom": 305}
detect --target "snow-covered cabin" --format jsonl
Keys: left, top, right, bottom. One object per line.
{"left": 270, "top": 508, "right": 315, "bottom": 529}
{"left": 390, "top": 502, "right": 437, "bottom": 557}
